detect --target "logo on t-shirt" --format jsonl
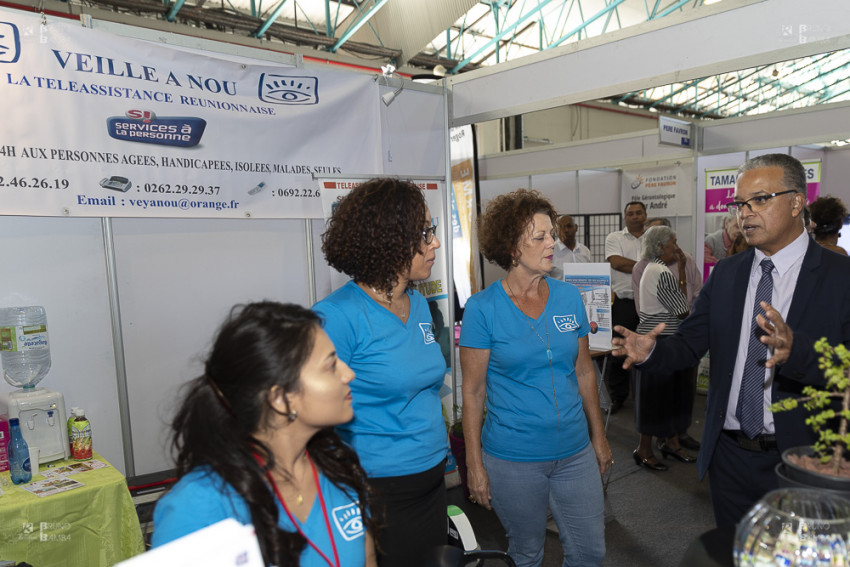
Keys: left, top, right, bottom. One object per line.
{"left": 332, "top": 501, "right": 365, "bottom": 541}
{"left": 419, "top": 322, "right": 436, "bottom": 344}
{"left": 553, "top": 315, "right": 579, "bottom": 332}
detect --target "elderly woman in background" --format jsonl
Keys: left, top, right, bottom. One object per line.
{"left": 460, "top": 189, "right": 611, "bottom": 567}
{"left": 313, "top": 178, "right": 447, "bottom": 566}
{"left": 632, "top": 226, "right": 694, "bottom": 471}
{"left": 632, "top": 217, "right": 702, "bottom": 451}
{"left": 153, "top": 302, "right": 378, "bottom": 567}
{"left": 704, "top": 212, "right": 741, "bottom": 264}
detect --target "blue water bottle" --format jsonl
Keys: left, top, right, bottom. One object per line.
{"left": 8, "top": 418, "right": 32, "bottom": 485}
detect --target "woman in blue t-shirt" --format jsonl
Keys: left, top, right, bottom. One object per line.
{"left": 460, "top": 190, "right": 612, "bottom": 567}
{"left": 152, "top": 302, "right": 378, "bottom": 567}
{"left": 313, "top": 178, "right": 447, "bottom": 567}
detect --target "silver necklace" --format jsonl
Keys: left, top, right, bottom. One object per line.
{"left": 370, "top": 286, "right": 406, "bottom": 319}
{"left": 504, "top": 278, "right": 551, "bottom": 359}
{"left": 505, "top": 278, "right": 560, "bottom": 425}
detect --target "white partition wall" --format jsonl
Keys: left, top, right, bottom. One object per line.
{"left": 0, "top": 9, "right": 448, "bottom": 477}
{"left": 114, "top": 218, "right": 311, "bottom": 475}
{"left": 0, "top": 218, "right": 125, "bottom": 471}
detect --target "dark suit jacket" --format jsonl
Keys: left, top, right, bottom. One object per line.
{"left": 640, "top": 237, "right": 850, "bottom": 478}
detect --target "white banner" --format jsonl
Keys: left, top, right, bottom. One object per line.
{"left": 449, "top": 125, "right": 481, "bottom": 308}
{"left": 621, "top": 163, "right": 693, "bottom": 216}
{"left": 0, "top": 10, "right": 380, "bottom": 218}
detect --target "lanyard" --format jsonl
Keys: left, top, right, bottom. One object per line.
{"left": 263, "top": 452, "right": 341, "bottom": 567}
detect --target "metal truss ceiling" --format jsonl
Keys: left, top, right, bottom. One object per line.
{"left": 36, "top": 0, "right": 850, "bottom": 120}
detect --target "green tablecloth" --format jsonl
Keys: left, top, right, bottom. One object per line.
{"left": 0, "top": 452, "right": 145, "bottom": 566}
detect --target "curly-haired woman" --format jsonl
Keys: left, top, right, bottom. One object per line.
{"left": 460, "top": 189, "right": 611, "bottom": 567}
{"left": 312, "top": 178, "right": 447, "bottom": 567}
{"left": 152, "top": 302, "right": 378, "bottom": 567}
{"left": 810, "top": 195, "right": 848, "bottom": 256}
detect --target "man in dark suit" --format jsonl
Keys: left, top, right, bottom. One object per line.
{"left": 612, "top": 153, "right": 850, "bottom": 528}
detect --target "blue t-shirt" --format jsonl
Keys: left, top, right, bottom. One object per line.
{"left": 460, "top": 277, "right": 591, "bottom": 461}
{"left": 152, "top": 467, "right": 367, "bottom": 567}
{"left": 313, "top": 281, "right": 449, "bottom": 477}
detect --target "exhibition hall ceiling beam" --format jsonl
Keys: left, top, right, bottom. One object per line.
{"left": 545, "top": 0, "right": 627, "bottom": 51}
{"left": 8, "top": 0, "right": 846, "bottom": 122}
{"left": 254, "top": 0, "right": 291, "bottom": 38}
{"left": 651, "top": 0, "right": 693, "bottom": 20}
{"left": 451, "top": 0, "right": 558, "bottom": 73}
{"left": 330, "top": 0, "right": 388, "bottom": 52}
{"left": 337, "top": 0, "right": 478, "bottom": 66}
{"left": 166, "top": 0, "right": 187, "bottom": 21}
{"left": 448, "top": 0, "right": 850, "bottom": 126}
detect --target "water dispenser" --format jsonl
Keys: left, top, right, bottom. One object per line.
{"left": 0, "top": 306, "right": 70, "bottom": 463}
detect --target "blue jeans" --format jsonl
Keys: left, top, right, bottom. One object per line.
{"left": 483, "top": 443, "right": 605, "bottom": 567}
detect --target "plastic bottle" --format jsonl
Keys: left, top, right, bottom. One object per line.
{"left": 68, "top": 407, "right": 92, "bottom": 460}
{"left": 0, "top": 306, "right": 51, "bottom": 388}
{"left": 8, "top": 417, "right": 32, "bottom": 484}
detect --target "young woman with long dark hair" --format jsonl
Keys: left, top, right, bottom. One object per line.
{"left": 152, "top": 302, "right": 378, "bottom": 567}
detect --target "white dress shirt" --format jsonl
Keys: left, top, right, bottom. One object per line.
{"left": 723, "top": 229, "right": 809, "bottom": 434}
{"left": 605, "top": 227, "right": 643, "bottom": 300}
{"left": 550, "top": 238, "right": 593, "bottom": 280}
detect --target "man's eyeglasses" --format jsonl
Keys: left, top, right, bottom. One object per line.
{"left": 726, "top": 190, "right": 797, "bottom": 214}
{"left": 422, "top": 221, "right": 438, "bottom": 245}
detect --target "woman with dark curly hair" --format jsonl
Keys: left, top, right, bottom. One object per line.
{"left": 152, "top": 302, "right": 378, "bottom": 567}
{"left": 810, "top": 195, "right": 848, "bottom": 255}
{"left": 312, "top": 178, "right": 446, "bottom": 567}
{"left": 460, "top": 189, "right": 612, "bottom": 567}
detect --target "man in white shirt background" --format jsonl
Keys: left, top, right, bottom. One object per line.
{"left": 549, "top": 214, "right": 593, "bottom": 280}
{"left": 604, "top": 201, "right": 647, "bottom": 413}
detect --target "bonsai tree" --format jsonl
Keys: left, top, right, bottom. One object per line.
{"left": 771, "top": 337, "right": 850, "bottom": 476}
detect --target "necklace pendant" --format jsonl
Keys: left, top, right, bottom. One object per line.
{"left": 547, "top": 348, "right": 552, "bottom": 361}
{"left": 296, "top": 493, "right": 303, "bottom": 505}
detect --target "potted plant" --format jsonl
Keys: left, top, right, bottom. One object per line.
{"left": 771, "top": 337, "right": 850, "bottom": 491}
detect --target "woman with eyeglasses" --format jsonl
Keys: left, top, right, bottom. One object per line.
{"left": 313, "top": 178, "right": 446, "bottom": 567}
{"left": 460, "top": 189, "right": 611, "bottom": 567}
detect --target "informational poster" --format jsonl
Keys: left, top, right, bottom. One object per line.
{"left": 318, "top": 178, "right": 452, "bottom": 368}
{"left": 621, "top": 163, "right": 693, "bottom": 216}
{"left": 0, "top": 10, "right": 380, "bottom": 219}
{"left": 562, "top": 263, "right": 612, "bottom": 351}
{"left": 449, "top": 125, "right": 482, "bottom": 308}
{"left": 703, "top": 160, "right": 820, "bottom": 279}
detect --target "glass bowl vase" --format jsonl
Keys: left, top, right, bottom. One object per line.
{"left": 734, "top": 488, "right": 850, "bottom": 566}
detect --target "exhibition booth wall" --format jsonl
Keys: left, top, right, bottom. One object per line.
{"left": 0, "top": 6, "right": 448, "bottom": 477}
{"left": 474, "top": 101, "right": 850, "bottom": 287}
{"left": 450, "top": 0, "right": 850, "bottom": 288}
{"left": 3, "top": 0, "right": 850, "bottom": 479}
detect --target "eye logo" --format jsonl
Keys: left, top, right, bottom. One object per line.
{"left": 553, "top": 315, "right": 579, "bottom": 332}
{"left": 332, "top": 502, "right": 365, "bottom": 541}
{"left": 258, "top": 74, "right": 319, "bottom": 105}
{"left": 420, "top": 323, "right": 436, "bottom": 344}
{"left": 0, "top": 22, "right": 21, "bottom": 64}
